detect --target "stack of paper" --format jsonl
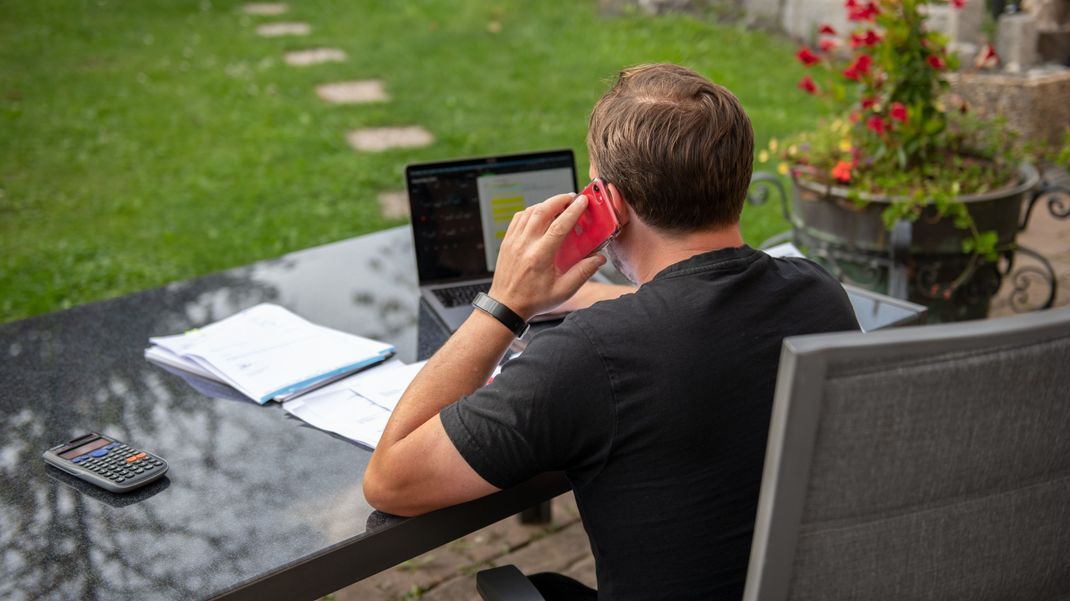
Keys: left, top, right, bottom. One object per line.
{"left": 283, "top": 359, "right": 428, "bottom": 448}
{"left": 145, "top": 304, "right": 395, "bottom": 404}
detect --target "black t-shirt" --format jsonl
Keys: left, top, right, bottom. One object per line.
{"left": 441, "top": 246, "right": 860, "bottom": 600}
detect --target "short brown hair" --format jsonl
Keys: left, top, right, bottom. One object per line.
{"left": 586, "top": 64, "right": 754, "bottom": 231}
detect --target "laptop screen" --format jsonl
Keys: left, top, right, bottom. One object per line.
{"left": 406, "top": 150, "right": 577, "bottom": 284}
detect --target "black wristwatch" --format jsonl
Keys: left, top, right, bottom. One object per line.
{"left": 472, "top": 292, "right": 529, "bottom": 338}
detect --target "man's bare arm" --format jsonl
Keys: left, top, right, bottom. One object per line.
{"left": 363, "top": 193, "right": 606, "bottom": 516}
{"left": 361, "top": 310, "right": 514, "bottom": 516}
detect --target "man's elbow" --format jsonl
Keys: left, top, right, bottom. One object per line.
{"left": 363, "top": 459, "right": 420, "bottom": 517}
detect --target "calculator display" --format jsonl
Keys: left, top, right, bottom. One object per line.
{"left": 60, "top": 438, "right": 108, "bottom": 459}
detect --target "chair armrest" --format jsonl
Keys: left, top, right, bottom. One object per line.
{"left": 476, "top": 565, "right": 547, "bottom": 601}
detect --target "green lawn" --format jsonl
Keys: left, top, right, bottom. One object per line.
{"left": 0, "top": 0, "right": 822, "bottom": 323}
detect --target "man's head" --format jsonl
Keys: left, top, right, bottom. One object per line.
{"left": 586, "top": 64, "right": 754, "bottom": 233}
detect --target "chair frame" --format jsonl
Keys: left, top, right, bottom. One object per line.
{"left": 742, "top": 307, "right": 1070, "bottom": 601}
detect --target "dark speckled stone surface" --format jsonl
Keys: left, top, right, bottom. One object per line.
{"left": 0, "top": 226, "right": 919, "bottom": 600}
{"left": 0, "top": 227, "right": 455, "bottom": 600}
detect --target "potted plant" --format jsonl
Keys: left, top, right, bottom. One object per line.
{"left": 759, "top": 0, "right": 1048, "bottom": 321}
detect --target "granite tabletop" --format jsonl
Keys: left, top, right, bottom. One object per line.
{"left": 0, "top": 227, "right": 471, "bottom": 600}
{"left": 0, "top": 225, "right": 922, "bottom": 600}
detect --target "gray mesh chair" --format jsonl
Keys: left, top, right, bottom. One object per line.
{"left": 745, "top": 305, "right": 1070, "bottom": 601}
{"left": 478, "top": 307, "right": 1070, "bottom": 600}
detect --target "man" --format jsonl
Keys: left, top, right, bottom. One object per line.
{"left": 365, "top": 64, "right": 859, "bottom": 599}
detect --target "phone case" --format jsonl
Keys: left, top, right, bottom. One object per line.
{"left": 554, "top": 178, "right": 621, "bottom": 272}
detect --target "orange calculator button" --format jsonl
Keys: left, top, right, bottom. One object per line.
{"left": 127, "top": 452, "right": 146, "bottom": 463}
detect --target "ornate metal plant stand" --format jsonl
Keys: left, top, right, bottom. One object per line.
{"left": 747, "top": 167, "right": 1069, "bottom": 322}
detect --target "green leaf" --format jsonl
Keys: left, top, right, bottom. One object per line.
{"left": 968, "top": 230, "right": 1000, "bottom": 262}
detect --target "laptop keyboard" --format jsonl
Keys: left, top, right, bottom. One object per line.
{"left": 432, "top": 282, "right": 491, "bottom": 308}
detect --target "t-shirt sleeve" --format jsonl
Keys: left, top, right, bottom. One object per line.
{"left": 440, "top": 318, "right": 616, "bottom": 490}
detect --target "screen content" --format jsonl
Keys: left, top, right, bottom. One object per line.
{"left": 476, "top": 168, "right": 576, "bottom": 270}
{"left": 60, "top": 438, "right": 108, "bottom": 459}
{"left": 408, "top": 153, "right": 576, "bottom": 282}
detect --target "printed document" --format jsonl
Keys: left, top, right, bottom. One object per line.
{"left": 146, "top": 304, "right": 394, "bottom": 404}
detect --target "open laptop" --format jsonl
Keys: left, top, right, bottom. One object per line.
{"left": 406, "top": 150, "right": 578, "bottom": 332}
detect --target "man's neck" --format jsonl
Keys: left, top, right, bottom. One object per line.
{"left": 627, "top": 222, "right": 745, "bottom": 284}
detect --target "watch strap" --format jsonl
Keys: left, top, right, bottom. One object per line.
{"left": 472, "top": 292, "right": 529, "bottom": 338}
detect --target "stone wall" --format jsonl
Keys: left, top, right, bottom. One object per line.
{"left": 947, "top": 67, "right": 1070, "bottom": 146}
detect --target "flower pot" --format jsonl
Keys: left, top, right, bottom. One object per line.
{"left": 787, "top": 163, "right": 1040, "bottom": 322}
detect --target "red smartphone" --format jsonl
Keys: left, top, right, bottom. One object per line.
{"left": 554, "top": 178, "right": 621, "bottom": 272}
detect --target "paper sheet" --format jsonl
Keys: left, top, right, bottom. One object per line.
{"left": 284, "top": 389, "right": 393, "bottom": 449}
{"left": 283, "top": 360, "right": 428, "bottom": 448}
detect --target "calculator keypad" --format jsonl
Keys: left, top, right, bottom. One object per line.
{"left": 70, "top": 442, "right": 165, "bottom": 486}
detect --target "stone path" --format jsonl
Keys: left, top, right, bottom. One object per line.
{"left": 244, "top": 3, "right": 433, "bottom": 218}
{"left": 316, "top": 80, "right": 390, "bottom": 104}
{"left": 347, "top": 126, "right": 434, "bottom": 152}
{"left": 377, "top": 191, "right": 410, "bottom": 220}
{"left": 243, "top": 2, "right": 288, "bottom": 15}
{"left": 256, "top": 22, "right": 311, "bottom": 37}
{"left": 325, "top": 493, "right": 595, "bottom": 601}
{"left": 283, "top": 48, "right": 348, "bottom": 66}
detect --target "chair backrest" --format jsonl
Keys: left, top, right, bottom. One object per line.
{"left": 743, "top": 306, "right": 1070, "bottom": 601}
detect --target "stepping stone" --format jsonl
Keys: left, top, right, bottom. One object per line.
{"left": 256, "top": 22, "right": 310, "bottom": 37}
{"left": 284, "top": 48, "right": 347, "bottom": 67}
{"left": 316, "top": 80, "right": 389, "bottom": 104}
{"left": 377, "top": 191, "right": 410, "bottom": 219}
{"left": 346, "top": 127, "right": 433, "bottom": 152}
{"left": 243, "top": 3, "right": 288, "bottom": 15}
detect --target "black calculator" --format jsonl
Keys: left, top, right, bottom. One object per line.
{"left": 43, "top": 432, "right": 168, "bottom": 493}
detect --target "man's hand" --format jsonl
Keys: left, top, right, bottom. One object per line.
{"left": 489, "top": 193, "right": 607, "bottom": 320}
{"left": 364, "top": 193, "right": 607, "bottom": 516}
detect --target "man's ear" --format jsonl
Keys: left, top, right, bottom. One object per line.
{"left": 605, "top": 182, "right": 630, "bottom": 227}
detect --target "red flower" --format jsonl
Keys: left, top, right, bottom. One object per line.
{"left": 798, "top": 75, "right": 819, "bottom": 94}
{"left": 867, "top": 115, "right": 888, "bottom": 134}
{"left": 861, "top": 96, "right": 878, "bottom": 109}
{"left": 843, "top": 54, "right": 873, "bottom": 80}
{"left": 951, "top": 0, "right": 966, "bottom": 7}
{"left": 927, "top": 54, "right": 946, "bottom": 69}
{"left": 831, "top": 160, "right": 855, "bottom": 182}
{"left": 890, "top": 102, "right": 908, "bottom": 122}
{"left": 819, "top": 38, "right": 839, "bottom": 52}
{"left": 796, "top": 47, "right": 821, "bottom": 66}
{"left": 848, "top": 31, "right": 884, "bottom": 49}
{"left": 847, "top": 0, "right": 879, "bottom": 21}
{"left": 819, "top": 24, "right": 838, "bottom": 35}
